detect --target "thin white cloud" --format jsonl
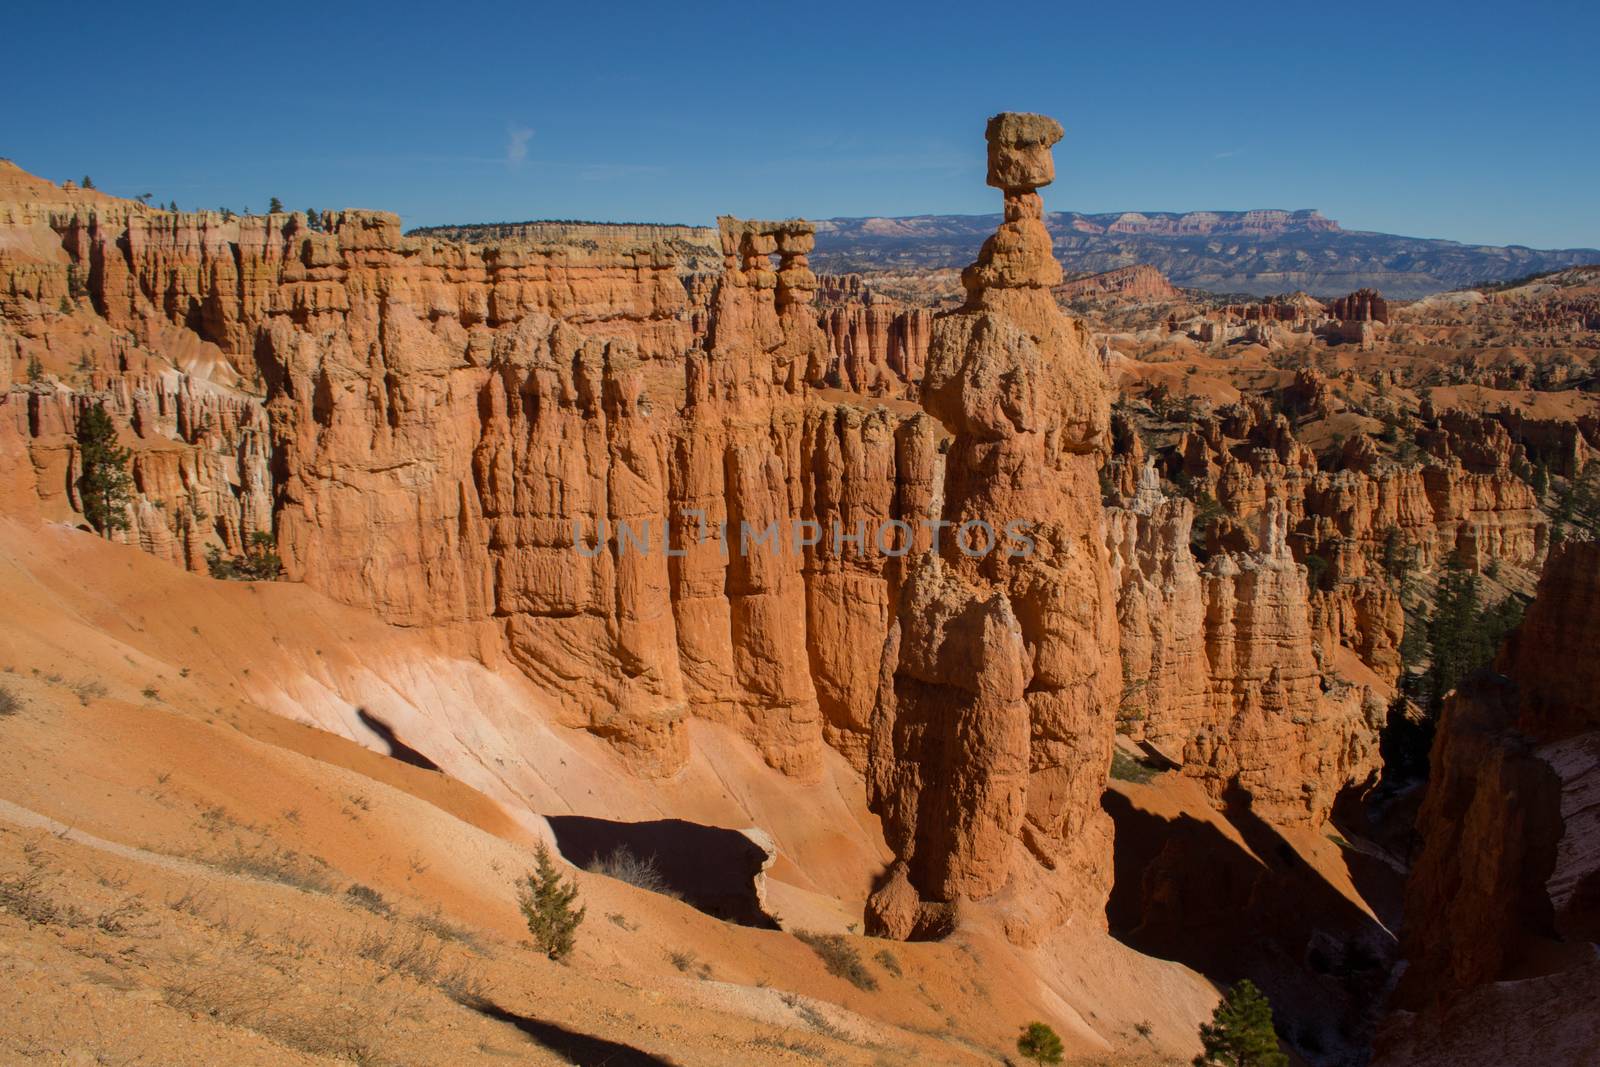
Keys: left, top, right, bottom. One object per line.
{"left": 506, "top": 124, "right": 534, "bottom": 166}
{"left": 1213, "top": 150, "right": 1240, "bottom": 160}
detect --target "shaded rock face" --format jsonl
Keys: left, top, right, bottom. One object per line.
{"left": 865, "top": 113, "right": 1122, "bottom": 943}
{"left": 816, "top": 301, "right": 931, "bottom": 399}
{"left": 1395, "top": 541, "right": 1600, "bottom": 1010}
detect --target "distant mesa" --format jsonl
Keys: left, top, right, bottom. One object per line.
{"left": 810, "top": 208, "right": 1600, "bottom": 299}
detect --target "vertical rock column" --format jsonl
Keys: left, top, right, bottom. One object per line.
{"left": 670, "top": 219, "right": 827, "bottom": 778}
{"left": 866, "top": 114, "right": 1121, "bottom": 942}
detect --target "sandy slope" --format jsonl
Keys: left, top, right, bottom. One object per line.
{"left": 0, "top": 516, "right": 1217, "bottom": 1064}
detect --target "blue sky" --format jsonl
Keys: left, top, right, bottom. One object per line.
{"left": 9, "top": 0, "right": 1598, "bottom": 248}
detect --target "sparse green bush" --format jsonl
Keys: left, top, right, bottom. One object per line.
{"left": 795, "top": 930, "right": 877, "bottom": 991}
{"left": 873, "top": 947, "right": 901, "bottom": 978}
{"left": 517, "top": 843, "right": 584, "bottom": 962}
{"left": 1017, "top": 1020, "right": 1064, "bottom": 1065}
{"left": 1303, "top": 553, "right": 1332, "bottom": 591}
{"left": 0, "top": 686, "right": 20, "bottom": 717}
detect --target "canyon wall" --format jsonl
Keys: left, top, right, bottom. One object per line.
{"left": 1375, "top": 541, "right": 1600, "bottom": 1063}
{"left": 1, "top": 125, "right": 1408, "bottom": 945}
{"left": 1110, "top": 389, "right": 1548, "bottom": 682}
{"left": 1106, "top": 473, "right": 1384, "bottom": 824}
{"left": 1397, "top": 540, "right": 1600, "bottom": 999}
{"left": 1056, "top": 264, "right": 1177, "bottom": 302}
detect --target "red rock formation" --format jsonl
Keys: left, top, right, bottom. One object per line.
{"left": 815, "top": 301, "right": 931, "bottom": 398}
{"left": 1056, "top": 264, "right": 1177, "bottom": 302}
{"left": 866, "top": 113, "right": 1120, "bottom": 943}
{"left": 1215, "top": 292, "right": 1325, "bottom": 325}
{"left": 813, "top": 273, "right": 872, "bottom": 306}
{"left": 1107, "top": 474, "right": 1384, "bottom": 823}
{"left": 1329, "top": 287, "right": 1389, "bottom": 324}
{"left": 1389, "top": 542, "right": 1600, "bottom": 1022}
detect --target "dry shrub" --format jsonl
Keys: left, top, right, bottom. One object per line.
{"left": 585, "top": 845, "right": 680, "bottom": 899}
{"left": 0, "top": 864, "right": 87, "bottom": 927}
{"left": 214, "top": 847, "right": 336, "bottom": 894}
{"left": 408, "top": 908, "right": 483, "bottom": 953}
{"left": 795, "top": 931, "right": 878, "bottom": 991}
{"left": 345, "top": 883, "right": 392, "bottom": 916}
{"left": 357, "top": 926, "right": 443, "bottom": 984}
{"left": 667, "top": 948, "right": 713, "bottom": 979}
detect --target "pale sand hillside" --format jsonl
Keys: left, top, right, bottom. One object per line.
{"left": 0, "top": 516, "right": 1216, "bottom": 1064}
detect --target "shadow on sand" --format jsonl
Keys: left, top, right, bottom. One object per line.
{"left": 356, "top": 707, "right": 441, "bottom": 772}
{"left": 467, "top": 998, "right": 677, "bottom": 1066}
{"left": 1103, "top": 784, "right": 1402, "bottom": 1064}
{"left": 546, "top": 815, "right": 779, "bottom": 929}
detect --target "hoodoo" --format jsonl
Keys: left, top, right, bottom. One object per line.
{"left": 865, "top": 113, "right": 1122, "bottom": 942}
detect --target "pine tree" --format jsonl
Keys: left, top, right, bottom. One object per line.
{"left": 1551, "top": 463, "right": 1600, "bottom": 545}
{"left": 76, "top": 403, "right": 134, "bottom": 537}
{"left": 27, "top": 355, "right": 44, "bottom": 382}
{"left": 1379, "top": 693, "right": 1433, "bottom": 781}
{"left": 268, "top": 196, "right": 285, "bottom": 214}
{"left": 81, "top": 175, "right": 95, "bottom": 189}
{"left": 1423, "top": 566, "right": 1490, "bottom": 714}
{"left": 517, "top": 843, "right": 585, "bottom": 961}
{"left": 1194, "top": 980, "right": 1286, "bottom": 1067}
{"left": 304, "top": 207, "right": 319, "bottom": 231}
{"left": 1016, "top": 1021, "right": 1064, "bottom": 1065}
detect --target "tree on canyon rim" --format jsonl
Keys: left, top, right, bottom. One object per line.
{"left": 75, "top": 403, "right": 133, "bottom": 538}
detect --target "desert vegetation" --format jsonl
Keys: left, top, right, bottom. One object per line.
{"left": 1193, "top": 980, "right": 1286, "bottom": 1067}
{"left": 794, "top": 931, "right": 878, "bottom": 991}
{"left": 517, "top": 843, "right": 585, "bottom": 962}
